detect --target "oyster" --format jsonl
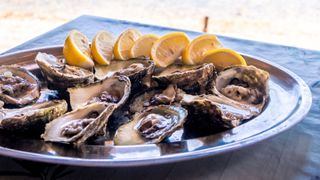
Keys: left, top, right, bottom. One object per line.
{"left": 182, "top": 65, "right": 270, "bottom": 128}
{"left": 0, "top": 100, "right": 67, "bottom": 132}
{"left": 129, "top": 84, "right": 183, "bottom": 113}
{"left": 68, "top": 75, "right": 131, "bottom": 110}
{"left": 35, "top": 52, "right": 94, "bottom": 90}
{"left": 94, "top": 59, "right": 155, "bottom": 88}
{"left": 182, "top": 94, "right": 258, "bottom": 128}
{"left": 0, "top": 65, "right": 40, "bottom": 107}
{"left": 42, "top": 102, "right": 116, "bottom": 145}
{"left": 114, "top": 105, "right": 188, "bottom": 145}
{"left": 214, "top": 65, "right": 269, "bottom": 109}
{"left": 152, "top": 63, "right": 215, "bottom": 93}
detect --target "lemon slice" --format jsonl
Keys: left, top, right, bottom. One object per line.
{"left": 130, "top": 34, "right": 159, "bottom": 59}
{"left": 202, "top": 48, "right": 247, "bottom": 70}
{"left": 151, "top": 32, "right": 190, "bottom": 67}
{"left": 182, "top": 34, "right": 222, "bottom": 65}
{"left": 91, "top": 31, "right": 115, "bottom": 65}
{"left": 63, "top": 30, "right": 94, "bottom": 69}
{"left": 114, "top": 29, "right": 142, "bottom": 60}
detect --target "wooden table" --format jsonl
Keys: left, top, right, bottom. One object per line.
{"left": 0, "top": 15, "right": 319, "bottom": 180}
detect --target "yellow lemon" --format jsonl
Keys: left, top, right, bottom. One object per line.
{"left": 182, "top": 34, "right": 222, "bottom": 65}
{"left": 151, "top": 32, "right": 190, "bottom": 67}
{"left": 91, "top": 31, "right": 115, "bottom": 65}
{"left": 63, "top": 30, "right": 94, "bottom": 69}
{"left": 130, "top": 34, "right": 159, "bottom": 59}
{"left": 202, "top": 48, "right": 247, "bottom": 70}
{"left": 114, "top": 29, "right": 141, "bottom": 60}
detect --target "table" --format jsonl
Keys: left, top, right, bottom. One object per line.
{"left": 0, "top": 15, "right": 319, "bottom": 180}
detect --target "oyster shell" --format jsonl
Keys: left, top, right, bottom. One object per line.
{"left": 0, "top": 100, "right": 67, "bottom": 132}
{"left": 129, "top": 84, "right": 183, "bottom": 113}
{"left": 35, "top": 52, "right": 94, "bottom": 90}
{"left": 214, "top": 65, "right": 269, "bottom": 109}
{"left": 94, "top": 59, "right": 155, "bottom": 89}
{"left": 152, "top": 63, "right": 215, "bottom": 93}
{"left": 181, "top": 94, "right": 258, "bottom": 128}
{"left": 182, "top": 65, "right": 270, "bottom": 128}
{"left": 114, "top": 105, "right": 188, "bottom": 145}
{"left": 68, "top": 75, "right": 131, "bottom": 110}
{"left": 0, "top": 65, "right": 40, "bottom": 107}
{"left": 42, "top": 102, "right": 117, "bottom": 145}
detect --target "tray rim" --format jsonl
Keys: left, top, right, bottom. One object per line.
{"left": 0, "top": 45, "right": 313, "bottom": 167}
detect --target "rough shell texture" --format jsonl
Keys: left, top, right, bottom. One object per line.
{"left": 42, "top": 102, "right": 117, "bottom": 146}
{"left": 35, "top": 52, "right": 94, "bottom": 90}
{"left": 0, "top": 65, "right": 40, "bottom": 107}
{"left": 181, "top": 94, "right": 259, "bottom": 128}
{"left": 68, "top": 75, "right": 131, "bottom": 110}
{"left": 181, "top": 65, "right": 269, "bottom": 129}
{"left": 215, "top": 65, "right": 269, "bottom": 107}
{"left": 152, "top": 63, "right": 215, "bottom": 93}
{"left": 0, "top": 100, "right": 67, "bottom": 132}
{"left": 114, "top": 105, "right": 188, "bottom": 145}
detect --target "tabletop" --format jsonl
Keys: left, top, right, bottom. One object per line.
{"left": 0, "top": 15, "right": 319, "bottom": 180}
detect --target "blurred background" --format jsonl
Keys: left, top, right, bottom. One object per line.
{"left": 1, "top": 0, "right": 320, "bottom": 53}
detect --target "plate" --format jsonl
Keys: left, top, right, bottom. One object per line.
{"left": 0, "top": 46, "right": 312, "bottom": 167}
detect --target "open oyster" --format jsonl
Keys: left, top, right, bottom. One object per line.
{"left": 35, "top": 52, "right": 94, "bottom": 90}
{"left": 0, "top": 65, "right": 40, "bottom": 107}
{"left": 114, "top": 105, "right": 188, "bottom": 145}
{"left": 95, "top": 59, "right": 155, "bottom": 88}
{"left": 0, "top": 100, "right": 67, "bottom": 132}
{"left": 68, "top": 76, "right": 131, "bottom": 110}
{"left": 42, "top": 102, "right": 116, "bottom": 145}
{"left": 152, "top": 63, "right": 215, "bottom": 93}
{"left": 182, "top": 94, "right": 258, "bottom": 128}
{"left": 182, "top": 65, "right": 270, "bottom": 128}
{"left": 129, "top": 84, "right": 183, "bottom": 113}
{"left": 214, "top": 65, "right": 269, "bottom": 109}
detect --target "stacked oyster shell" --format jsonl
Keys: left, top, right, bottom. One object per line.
{"left": 0, "top": 51, "right": 269, "bottom": 146}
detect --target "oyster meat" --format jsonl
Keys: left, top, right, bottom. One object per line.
{"left": 68, "top": 75, "right": 131, "bottom": 110}
{"left": 182, "top": 94, "right": 258, "bottom": 128}
{"left": 182, "top": 65, "right": 270, "bottom": 128}
{"left": 95, "top": 59, "right": 155, "bottom": 88}
{"left": 0, "top": 100, "right": 67, "bottom": 132}
{"left": 152, "top": 63, "right": 215, "bottom": 93}
{"left": 0, "top": 65, "right": 40, "bottom": 107}
{"left": 214, "top": 65, "right": 269, "bottom": 110}
{"left": 35, "top": 52, "right": 94, "bottom": 90}
{"left": 42, "top": 102, "right": 117, "bottom": 145}
{"left": 114, "top": 105, "right": 188, "bottom": 145}
{"left": 129, "top": 84, "right": 183, "bottom": 113}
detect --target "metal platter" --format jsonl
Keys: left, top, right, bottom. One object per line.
{"left": 0, "top": 46, "right": 312, "bottom": 167}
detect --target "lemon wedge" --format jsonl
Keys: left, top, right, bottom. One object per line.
{"left": 151, "top": 32, "right": 190, "bottom": 67}
{"left": 202, "top": 48, "right": 247, "bottom": 70}
{"left": 114, "top": 29, "right": 142, "bottom": 60}
{"left": 130, "top": 34, "right": 159, "bottom": 59}
{"left": 182, "top": 34, "right": 222, "bottom": 65}
{"left": 63, "top": 30, "right": 94, "bottom": 69}
{"left": 91, "top": 31, "right": 115, "bottom": 65}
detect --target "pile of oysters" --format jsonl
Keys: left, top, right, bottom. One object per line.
{"left": 0, "top": 52, "right": 269, "bottom": 146}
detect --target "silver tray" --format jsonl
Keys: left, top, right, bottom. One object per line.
{"left": 0, "top": 46, "right": 312, "bottom": 167}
